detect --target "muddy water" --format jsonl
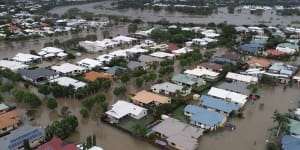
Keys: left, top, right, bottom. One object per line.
{"left": 198, "top": 85, "right": 299, "bottom": 150}
{"left": 0, "top": 24, "right": 129, "bottom": 59}
{"left": 49, "top": 1, "right": 300, "bottom": 26}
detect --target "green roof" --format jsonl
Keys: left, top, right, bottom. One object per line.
{"left": 171, "top": 74, "right": 204, "bottom": 86}
{"left": 289, "top": 119, "right": 300, "bottom": 135}
{"left": 0, "top": 103, "right": 9, "bottom": 111}
{"left": 278, "top": 43, "right": 299, "bottom": 50}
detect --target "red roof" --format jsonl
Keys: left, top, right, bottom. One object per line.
{"left": 8, "top": 25, "right": 20, "bottom": 31}
{"left": 37, "top": 138, "right": 77, "bottom": 150}
{"left": 266, "top": 49, "right": 286, "bottom": 56}
{"left": 167, "top": 44, "right": 179, "bottom": 51}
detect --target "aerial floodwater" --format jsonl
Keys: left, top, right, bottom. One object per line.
{"left": 49, "top": 1, "right": 300, "bottom": 25}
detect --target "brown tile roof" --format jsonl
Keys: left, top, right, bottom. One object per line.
{"left": 198, "top": 62, "right": 223, "bottom": 71}
{"left": 246, "top": 57, "right": 271, "bottom": 68}
{"left": 167, "top": 44, "right": 179, "bottom": 51}
{"left": 0, "top": 110, "right": 20, "bottom": 129}
{"left": 84, "top": 71, "right": 113, "bottom": 81}
{"left": 265, "top": 49, "right": 286, "bottom": 56}
{"left": 132, "top": 90, "right": 170, "bottom": 104}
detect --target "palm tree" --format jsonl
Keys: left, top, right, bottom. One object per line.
{"left": 272, "top": 110, "right": 290, "bottom": 136}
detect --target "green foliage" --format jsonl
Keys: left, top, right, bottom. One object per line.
{"left": 266, "top": 142, "right": 279, "bottom": 150}
{"left": 0, "top": 83, "right": 13, "bottom": 93}
{"left": 150, "top": 28, "right": 204, "bottom": 43}
{"left": 135, "top": 77, "right": 144, "bottom": 87}
{"left": 120, "top": 73, "right": 130, "bottom": 83}
{"left": 23, "top": 139, "right": 31, "bottom": 150}
{"left": 45, "top": 115, "right": 79, "bottom": 139}
{"left": 143, "top": 71, "right": 157, "bottom": 82}
{"left": 261, "top": 74, "right": 277, "bottom": 85}
{"left": 178, "top": 49, "right": 202, "bottom": 67}
{"left": 0, "top": 69, "right": 22, "bottom": 82}
{"left": 113, "top": 86, "right": 127, "bottom": 96}
{"left": 38, "top": 85, "right": 51, "bottom": 96}
{"left": 218, "top": 24, "right": 237, "bottom": 49}
{"left": 132, "top": 124, "right": 147, "bottom": 137}
{"left": 80, "top": 108, "right": 89, "bottom": 118}
{"left": 47, "top": 98, "right": 58, "bottom": 110}
{"left": 12, "top": 89, "right": 41, "bottom": 108}
{"left": 203, "top": 51, "right": 215, "bottom": 60}
{"left": 82, "top": 94, "right": 106, "bottom": 109}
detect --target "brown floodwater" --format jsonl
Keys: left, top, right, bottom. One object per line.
{"left": 49, "top": 1, "right": 300, "bottom": 26}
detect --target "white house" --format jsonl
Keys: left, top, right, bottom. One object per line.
{"left": 77, "top": 58, "right": 102, "bottom": 70}
{"left": 11, "top": 53, "right": 41, "bottom": 64}
{"left": 105, "top": 100, "right": 147, "bottom": 123}
{"left": 112, "top": 35, "right": 137, "bottom": 44}
{"left": 207, "top": 87, "right": 248, "bottom": 107}
{"left": 96, "top": 54, "right": 114, "bottom": 64}
{"left": 38, "top": 47, "right": 67, "bottom": 59}
{"left": 226, "top": 72, "right": 258, "bottom": 84}
{"left": 50, "top": 76, "right": 86, "bottom": 90}
{"left": 150, "top": 51, "right": 175, "bottom": 59}
{"left": 172, "top": 47, "right": 193, "bottom": 55}
{"left": 51, "top": 63, "right": 87, "bottom": 76}
{"left": 151, "top": 82, "right": 191, "bottom": 96}
{"left": 0, "top": 60, "right": 28, "bottom": 72}
{"left": 184, "top": 67, "right": 220, "bottom": 80}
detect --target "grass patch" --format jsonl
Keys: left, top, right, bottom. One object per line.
{"left": 171, "top": 105, "right": 189, "bottom": 123}
{"left": 118, "top": 115, "right": 154, "bottom": 132}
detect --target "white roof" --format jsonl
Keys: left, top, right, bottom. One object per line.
{"left": 96, "top": 54, "right": 114, "bottom": 63}
{"left": 0, "top": 60, "right": 28, "bottom": 71}
{"left": 208, "top": 87, "right": 248, "bottom": 106}
{"left": 88, "top": 146, "right": 104, "bottom": 150}
{"left": 12, "top": 53, "right": 41, "bottom": 63}
{"left": 125, "top": 46, "right": 149, "bottom": 54}
{"left": 226, "top": 72, "right": 258, "bottom": 83}
{"left": 150, "top": 51, "right": 175, "bottom": 58}
{"left": 112, "top": 35, "right": 137, "bottom": 43}
{"left": 51, "top": 63, "right": 86, "bottom": 74}
{"left": 109, "top": 50, "right": 128, "bottom": 57}
{"left": 105, "top": 100, "right": 147, "bottom": 119}
{"left": 184, "top": 68, "right": 219, "bottom": 78}
{"left": 77, "top": 58, "right": 102, "bottom": 68}
{"left": 50, "top": 77, "right": 86, "bottom": 89}
{"left": 44, "top": 53, "right": 55, "bottom": 58}
{"left": 172, "top": 47, "right": 193, "bottom": 55}
{"left": 57, "top": 52, "right": 68, "bottom": 57}
{"left": 41, "top": 47, "right": 64, "bottom": 54}
{"left": 37, "top": 51, "right": 47, "bottom": 56}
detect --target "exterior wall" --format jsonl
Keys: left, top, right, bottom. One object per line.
{"left": 130, "top": 109, "right": 147, "bottom": 119}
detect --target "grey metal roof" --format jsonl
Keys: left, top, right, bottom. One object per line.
{"left": 18, "top": 68, "right": 58, "bottom": 81}
{"left": 138, "top": 55, "right": 163, "bottom": 63}
{"left": 127, "top": 61, "right": 147, "bottom": 70}
{"left": 0, "top": 125, "right": 45, "bottom": 150}
{"left": 151, "top": 82, "right": 183, "bottom": 93}
{"left": 217, "top": 82, "right": 250, "bottom": 95}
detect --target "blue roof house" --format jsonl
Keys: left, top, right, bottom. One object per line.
{"left": 238, "top": 43, "right": 263, "bottom": 55}
{"left": 199, "top": 95, "right": 240, "bottom": 116}
{"left": 184, "top": 105, "right": 226, "bottom": 130}
{"left": 281, "top": 135, "right": 300, "bottom": 150}
{"left": 211, "top": 56, "right": 237, "bottom": 65}
{"left": 250, "top": 39, "right": 267, "bottom": 47}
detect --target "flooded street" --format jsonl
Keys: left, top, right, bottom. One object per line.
{"left": 49, "top": 1, "right": 300, "bottom": 26}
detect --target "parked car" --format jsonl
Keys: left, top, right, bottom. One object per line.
{"left": 225, "top": 123, "right": 236, "bottom": 131}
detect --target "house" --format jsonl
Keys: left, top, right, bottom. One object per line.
{"left": 127, "top": 61, "right": 148, "bottom": 71}
{"left": 0, "top": 60, "right": 28, "bottom": 72}
{"left": 79, "top": 39, "right": 119, "bottom": 52}
{"left": 211, "top": 56, "right": 237, "bottom": 65}
{"left": 238, "top": 43, "right": 263, "bottom": 55}
{"left": 281, "top": 135, "right": 300, "bottom": 150}
{"left": 184, "top": 67, "right": 220, "bottom": 80}
{"left": 0, "top": 103, "right": 9, "bottom": 114}
{"left": 84, "top": 71, "right": 113, "bottom": 81}
{"left": 265, "top": 63, "right": 297, "bottom": 83}
{"left": 152, "top": 117, "right": 204, "bottom": 150}
{"left": 217, "top": 82, "right": 251, "bottom": 96}
{"left": 166, "top": 44, "right": 179, "bottom": 52}
{"left": 18, "top": 68, "right": 59, "bottom": 84}
{"left": 276, "top": 43, "right": 299, "bottom": 54}
{"left": 265, "top": 49, "right": 286, "bottom": 57}
{"left": 131, "top": 90, "right": 171, "bottom": 106}
{"left": 138, "top": 55, "right": 163, "bottom": 64}
{"left": 51, "top": 63, "right": 87, "bottom": 76}
{"left": 11, "top": 53, "right": 41, "bottom": 64}
{"left": 37, "top": 138, "right": 77, "bottom": 150}
{"left": 0, "top": 110, "right": 20, "bottom": 135}
{"left": 207, "top": 87, "right": 248, "bottom": 107}
{"left": 198, "top": 62, "right": 223, "bottom": 72}
{"left": 50, "top": 77, "right": 86, "bottom": 90}
{"left": 246, "top": 57, "right": 271, "bottom": 69}
{"left": 76, "top": 58, "right": 103, "bottom": 70}
{"left": 225, "top": 72, "right": 258, "bottom": 85}
{"left": 0, "top": 125, "right": 45, "bottom": 150}
{"left": 88, "top": 146, "right": 104, "bottom": 150}
{"left": 172, "top": 47, "right": 193, "bottom": 55}
{"left": 97, "top": 54, "right": 114, "bottom": 64}
{"left": 105, "top": 100, "right": 147, "bottom": 123}
{"left": 38, "top": 47, "right": 67, "bottom": 59}
{"left": 112, "top": 35, "right": 137, "bottom": 44}
{"left": 171, "top": 74, "right": 206, "bottom": 87}
{"left": 105, "top": 66, "right": 128, "bottom": 76}
{"left": 184, "top": 105, "right": 226, "bottom": 130}
{"left": 199, "top": 95, "right": 240, "bottom": 116}
{"left": 288, "top": 119, "right": 300, "bottom": 136}
{"left": 151, "top": 82, "right": 191, "bottom": 96}
{"left": 250, "top": 39, "right": 267, "bottom": 47}
{"left": 150, "top": 51, "right": 175, "bottom": 59}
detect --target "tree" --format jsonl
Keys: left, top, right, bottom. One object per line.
{"left": 261, "top": 74, "right": 277, "bottom": 85}
{"left": 80, "top": 108, "right": 89, "bottom": 118}
{"left": 47, "top": 98, "right": 57, "bottom": 110}
{"left": 12, "top": 89, "right": 25, "bottom": 102}
{"left": 132, "top": 124, "right": 147, "bottom": 137}
{"left": 150, "top": 29, "right": 171, "bottom": 42}
{"left": 0, "top": 83, "right": 13, "bottom": 93}
{"left": 23, "top": 139, "right": 31, "bottom": 150}
{"left": 23, "top": 93, "right": 41, "bottom": 108}
{"left": 38, "top": 85, "right": 50, "bottom": 98}
{"left": 120, "top": 73, "right": 130, "bottom": 83}
{"left": 92, "top": 134, "right": 96, "bottom": 146}
{"left": 221, "top": 63, "right": 234, "bottom": 74}
{"left": 128, "top": 23, "right": 138, "bottom": 33}
{"left": 45, "top": 115, "right": 78, "bottom": 139}
{"left": 113, "top": 86, "right": 127, "bottom": 96}
{"left": 272, "top": 111, "right": 289, "bottom": 136}
{"left": 204, "top": 51, "right": 214, "bottom": 60}
{"left": 0, "top": 94, "right": 3, "bottom": 103}
{"left": 101, "top": 80, "right": 111, "bottom": 90}
{"left": 135, "top": 77, "right": 144, "bottom": 87}
{"left": 61, "top": 106, "right": 71, "bottom": 117}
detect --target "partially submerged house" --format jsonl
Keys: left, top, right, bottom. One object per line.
{"left": 281, "top": 135, "right": 300, "bottom": 150}
{"left": 288, "top": 119, "right": 300, "bottom": 136}
{"left": 18, "top": 68, "right": 59, "bottom": 84}
{"left": 37, "top": 138, "right": 77, "bottom": 150}
{"left": 276, "top": 43, "right": 299, "bottom": 54}
{"left": 265, "top": 62, "right": 297, "bottom": 83}
{"left": 50, "top": 77, "right": 86, "bottom": 90}
{"left": 171, "top": 74, "right": 206, "bottom": 87}
{"left": 131, "top": 90, "right": 171, "bottom": 106}
{"left": 12, "top": 53, "right": 41, "bottom": 64}
{"left": 84, "top": 71, "right": 113, "bottom": 82}
{"left": 105, "top": 100, "right": 147, "bottom": 123}
{"left": 0, "top": 60, "right": 28, "bottom": 72}
{"left": 127, "top": 61, "right": 148, "bottom": 71}
{"left": 152, "top": 117, "right": 204, "bottom": 150}
{"left": 207, "top": 87, "right": 248, "bottom": 107}
{"left": 151, "top": 82, "right": 191, "bottom": 96}
{"left": 184, "top": 67, "right": 220, "bottom": 80}
{"left": 184, "top": 105, "right": 226, "bottom": 130}
{"left": 225, "top": 72, "right": 258, "bottom": 85}
{"left": 76, "top": 58, "right": 102, "bottom": 70}
{"left": 246, "top": 57, "right": 271, "bottom": 69}
{"left": 0, "top": 110, "right": 20, "bottom": 135}
{"left": 198, "top": 62, "right": 223, "bottom": 72}
{"left": 138, "top": 55, "right": 163, "bottom": 64}
{"left": 51, "top": 63, "right": 87, "bottom": 76}
{"left": 217, "top": 82, "right": 251, "bottom": 96}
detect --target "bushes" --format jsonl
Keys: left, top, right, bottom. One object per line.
{"left": 45, "top": 115, "right": 79, "bottom": 139}
{"left": 47, "top": 98, "right": 58, "bottom": 110}
{"left": 12, "top": 89, "right": 41, "bottom": 108}
{"left": 113, "top": 86, "right": 127, "bottom": 96}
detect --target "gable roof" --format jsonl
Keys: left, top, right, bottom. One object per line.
{"left": 200, "top": 95, "right": 240, "bottom": 113}
{"left": 105, "top": 66, "right": 128, "bottom": 75}
{"left": 18, "top": 68, "right": 58, "bottom": 81}
{"left": 132, "top": 90, "right": 170, "bottom": 104}
{"left": 51, "top": 63, "right": 86, "bottom": 74}
{"left": 184, "top": 105, "right": 225, "bottom": 127}
{"left": 217, "top": 82, "right": 250, "bottom": 95}
{"left": 151, "top": 82, "right": 183, "bottom": 93}
{"left": 239, "top": 44, "right": 262, "bottom": 53}
{"left": 281, "top": 135, "right": 300, "bottom": 150}
{"left": 172, "top": 74, "right": 205, "bottom": 86}
{"left": 138, "top": 55, "right": 163, "bottom": 63}
{"left": 37, "top": 138, "right": 77, "bottom": 150}
{"left": 127, "top": 61, "right": 147, "bottom": 70}
{"left": 0, "top": 110, "right": 20, "bottom": 129}
{"left": 246, "top": 57, "right": 271, "bottom": 68}
{"left": 184, "top": 68, "right": 220, "bottom": 78}
{"left": 226, "top": 72, "right": 258, "bottom": 83}
{"left": 105, "top": 100, "right": 147, "bottom": 119}
{"left": 207, "top": 87, "right": 248, "bottom": 106}
{"left": 289, "top": 119, "right": 300, "bottom": 135}
{"left": 198, "top": 62, "right": 223, "bottom": 71}
{"left": 84, "top": 71, "right": 112, "bottom": 81}
{"left": 0, "top": 60, "right": 28, "bottom": 71}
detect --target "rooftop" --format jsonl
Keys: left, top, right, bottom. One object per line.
{"left": 226, "top": 72, "right": 258, "bottom": 83}
{"left": 0, "top": 60, "right": 28, "bottom": 71}
{"left": 207, "top": 87, "right": 248, "bottom": 106}
{"left": 37, "top": 138, "right": 77, "bottom": 150}
{"left": 138, "top": 55, "right": 163, "bottom": 63}
{"left": 246, "top": 57, "right": 271, "bottom": 68}
{"left": 184, "top": 68, "right": 220, "bottom": 78}
{"left": 281, "top": 135, "right": 300, "bottom": 150}
{"left": 105, "top": 100, "right": 147, "bottom": 119}
{"left": 18, "top": 68, "right": 58, "bottom": 81}
{"left": 84, "top": 71, "right": 112, "bottom": 81}
{"left": 289, "top": 119, "right": 300, "bottom": 135}
{"left": 0, "top": 110, "right": 20, "bottom": 129}
{"left": 50, "top": 77, "right": 86, "bottom": 90}
{"left": 132, "top": 90, "right": 170, "bottom": 104}
{"left": 151, "top": 82, "right": 183, "bottom": 93}
{"left": 217, "top": 82, "right": 250, "bottom": 95}
{"left": 127, "top": 61, "right": 147, "bottom": 70}
{"left": 171, "top": 74, "right": 205, "bottom": 86}
{"left": 198, "top": 62, "right": 223, "bottom": 71}
{"left": 51, "top": 63, "right": 86, "bottom": 74}
{"left": 200, "top": 95, "right": 240, "bottom": 113}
